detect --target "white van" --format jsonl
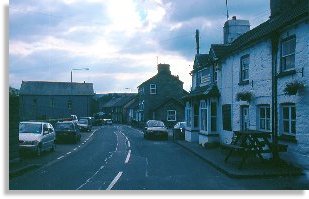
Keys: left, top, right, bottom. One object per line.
{"left": 19, "top": 122, "right": 56, "bottom": 156}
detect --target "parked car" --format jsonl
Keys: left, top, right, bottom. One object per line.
{"left": 173, "top": 122, "right": 186, "bottom": 140}
{"left": 78, "top": 118, "right": 92, "bottom": 132}
{"left": 19, "top": 121, "right": 56, "bottom": 156}
{"left": 144, "top": 120, "right": 168, "bottom": 140}
{"left": 105, "top": 119, "right": 113, "bottom": 125}
{"left": 70, "top": 115, "right": 78, "bottom": 124}
{"left": 93, "top": 112, "right": 105, "bottom": 126}
{"left": 54, "top": 121, "right": 81, "bottom": 143}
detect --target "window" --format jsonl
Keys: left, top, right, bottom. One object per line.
{"left": 167, "top": 110, "right": 176, "bottom": 121}
{"left": 185, "top": 102, "right": 192, "bottom": 127}
{"left": 222, "top": 104, "right": 232, "bottom": 131}
{"left": 193, "top": 103, "right": 199, "bottom": 128}
{"left": 150, "top": 84, "right": 157, "bottom": 94}
{"left": 200, "top": 101, "right": 207, "bottom": 131}
{"left": 211, "top": 101, "right": 217, "bottom": 132}
{"left": 139, "top": 100, "right": 144, "bottom": 110}
{"left": 138, "top": 87, "right": 144, "bottom": 95}
{"left": 213, "top": 64, "right": 219, "bottom": 83}
{"left": 240, "top": 54, "right": 250, "bottom": 82}
{"left": 67, "top": 100, "right": 72, "bottom": 110}
{"left": 258, "top": 105, "right": 270, "bottom": 131}
{"left": 281, "top": 36, "right": 296, "bottom": 72}
{"left": 50, "top": 98, "right": 54, "bottom": 108}
{"left": 282, "top": 104, "right": 296, "bottom": 135}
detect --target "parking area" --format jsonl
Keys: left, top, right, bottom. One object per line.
{"left": 10, "top": 126, "right": 101, "bottom": 178}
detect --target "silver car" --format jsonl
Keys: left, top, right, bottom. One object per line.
{"left": 19, "top": 122, "right": 56, "bottom": 156}
{"left": 144, "top": 120, "right": 168, "bottom": 140}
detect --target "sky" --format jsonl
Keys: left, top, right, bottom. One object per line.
{"left": 9, "top": 0, "right": 270, "bottom": 93}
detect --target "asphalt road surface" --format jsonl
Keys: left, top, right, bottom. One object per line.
{"left": 9, "top": 125, "right": 309, "bottom": 190}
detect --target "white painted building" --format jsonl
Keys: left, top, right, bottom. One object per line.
{"left": 184, "top": 0, "right": 309, "bottom": 169}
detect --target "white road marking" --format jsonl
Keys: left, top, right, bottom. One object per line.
{"left": 73, "top": 148, "right": 77, "bottom": 151}
{"left": 66, "top": 152, "right": 72, "bottom": 155}
{"left": 106, "top": 172, "right": 123, "bottom": 190}
{"left": 127, "top": 140, "right": 131, "bottom": 148}
{"left": 125, "top": 150, "right": 131, "bottom": 164}
{"left": 57, "top": 155, "right": 65, "bottom": 160}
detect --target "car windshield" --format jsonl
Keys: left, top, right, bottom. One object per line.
{"left": 19, "top": 123, "right": 42, "bottom": 134}
{"left": 79, "top": 119, "right": 88, "bottom": 124}
{"left": 55, "top": 123, "right": 75, "bottom": 131}
{"left": 147, "top": 120, "right": 165, "bottom": 127}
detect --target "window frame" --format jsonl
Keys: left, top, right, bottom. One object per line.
{"left": 185, "top": 102, "right": 192, "bottom": 127}
{"left": 258, "top": 105, "right": 271, "bottom": 132}
{"left": 67, "top": 100, "right": 72, "bottom": 110}
{"left": 281, "top": 104, "right": 296, "bottom": 135}
{"left": 280, "top": 35, "right": 296, "bottom": 72}
{"left": 167, "top": 110, "right": 176, "bottom": 121}
{"left": 240, "top": 54, "right": 250, "bottom": 82}
{"left": 150, "top": 84, "right": 157, "bottom": 94}
{"left": 200, "top": 100, "right": 207, "bottom": 132}
{"left": 222, "top": 104, "right": 232, "bottom": 131}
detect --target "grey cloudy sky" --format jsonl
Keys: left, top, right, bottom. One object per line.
{"left": 9, "top": 0, "right": 270, "bottom": 93}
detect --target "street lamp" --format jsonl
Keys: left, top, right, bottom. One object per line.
{"left": 71, "top": 68, "right": 89, "bottom": 83}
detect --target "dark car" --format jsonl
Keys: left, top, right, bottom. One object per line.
{"left": 93, "top": 112, "right": 105, "bottom": 126}
{"left": 55, "top": 121, "right": 81, "bottom": 143}
{"left": 77, "top": 118, "right": 92, "bottom": 132}
{"left": 173, "top": 122, "right": 186, "bottom": 140}
{"left": 144, "top": 120, "right": 168, "bottom": 140}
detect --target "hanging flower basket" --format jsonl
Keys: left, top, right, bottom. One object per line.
{"left": 284, "top": 81, "right": 305, "bottom": 95}
{"left": 236, "top": 91, "right": 253, "bottom": 102}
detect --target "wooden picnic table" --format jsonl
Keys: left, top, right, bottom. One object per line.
{"left": 224, "top": 130, "right": 287, "bottom": 169}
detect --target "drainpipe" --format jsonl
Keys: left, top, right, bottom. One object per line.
{"left": 271, "top": 33, "right": 279, "bottom": 161}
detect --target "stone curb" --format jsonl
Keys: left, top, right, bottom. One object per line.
{"left": 174, "top": 140, "right": 303, "bottom": 179}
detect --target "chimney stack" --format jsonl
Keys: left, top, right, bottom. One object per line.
{"left": 157, "top": 64, "right": 171, "bottom": 75}
{"left": 223, "top": 16, "right": 250, "bottom": 44}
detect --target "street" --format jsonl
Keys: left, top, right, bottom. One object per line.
{"left": 9, "top": 125, "right": 309, "bottom": 190}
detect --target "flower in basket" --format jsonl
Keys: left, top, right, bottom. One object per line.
{"left": 236, "top": 91, "right": 253, "bottom": 102}
{"left": 284, "top": 81, "right": 305, "bottom": 95}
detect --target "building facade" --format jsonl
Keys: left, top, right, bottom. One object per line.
{"left": 137, "top": 64, "right": 187, "bottom": 127}
{"left": 19, "top": 81, "right": 94, "bottom": 120}
{"left": 185, "top": 0, "right": 309, "bottom": 168}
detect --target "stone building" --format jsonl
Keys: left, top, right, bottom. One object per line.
{"left": 137, "top": 64, "right": 187, "bottom": 128}
{"left": 185, "top": 0, "right": 309, "bottom": 169}
{"left": 19, "top": 81, "right": 94, "bottom": 120}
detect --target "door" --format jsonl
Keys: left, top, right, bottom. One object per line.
{"left": 241, "top": 106, "right": 249, "bottom": 131}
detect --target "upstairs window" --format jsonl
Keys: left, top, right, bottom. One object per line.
{"left": 150, "top": 84, "right": 157, "bottom": 94}
{"left": 240, "top": 54, "right": 250, "bottom": 82}
{"left": 167, "top": 110, "right": 176, "bottom": 121}
{"left": 281, "top": 36, "right": 296, "bottom": 72}
{"left": 67, "top": 100, "right": 72, "bottom": 110}
{"left": 138, "top": 87, "right": 144, "bottom": 95}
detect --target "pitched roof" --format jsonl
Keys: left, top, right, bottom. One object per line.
{"left": 209, "top": 44, "right": 230, "bottom": 60}
{"left": 229, "top": 1, "right": 307, "bottom": 56}
{"left": 194, "top": 54, "right": 212, "bottom": 67}
{"left": 102, "top": 94, "right": 137, "bottom": 108}
{"left": 209, "top": 1, "right": 308, "bottom": 61}
{"left": 20, "top": 81, "right": 94, "bottom": 96}
{"left": 138, "top": 72, "right": 183, "bottom": 88}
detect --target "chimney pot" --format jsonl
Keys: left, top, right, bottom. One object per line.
{"left": 232, "top": 16, "right": 236, "bottom": 20}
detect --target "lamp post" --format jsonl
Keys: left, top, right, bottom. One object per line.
{"left": 71, "top": 68, "right": 89, "bottom": 83}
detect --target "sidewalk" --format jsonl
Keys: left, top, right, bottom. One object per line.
{"left": 175, "top": 140, "right": 303, "bottom": 178}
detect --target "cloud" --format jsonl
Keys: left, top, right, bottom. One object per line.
{"left": 9, "top": 0, "right": 269, "bottom": 93}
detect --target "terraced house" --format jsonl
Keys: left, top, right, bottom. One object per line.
{"left": 184, "top": 0, "right": 309, "bottom": 169}
{"left": 137, "top": 63, "right": 188, "bottom": 128}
